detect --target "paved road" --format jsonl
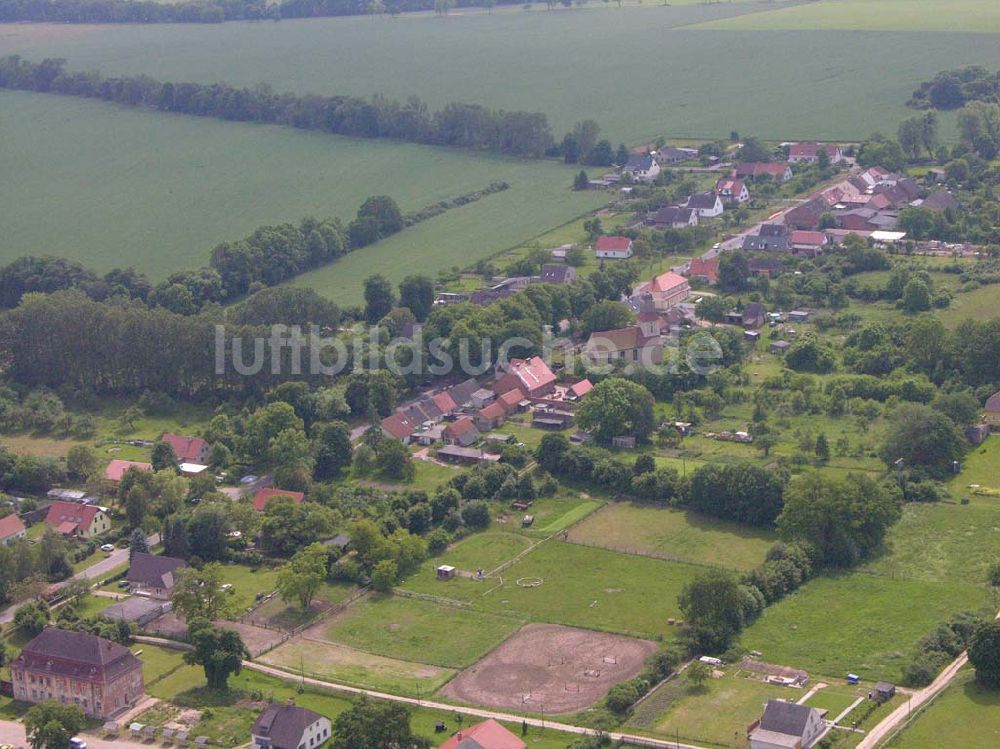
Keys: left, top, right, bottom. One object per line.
{"left": 0, "top": 533, "right": 159, "bottom": 625}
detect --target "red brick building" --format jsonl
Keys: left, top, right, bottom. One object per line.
{"left": 11, "top": 628, "right": 145, "bottom": 719}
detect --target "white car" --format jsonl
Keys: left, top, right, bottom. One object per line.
{"left": 712, "top": 242, "right": 721, "bottom": 250}
{"left": 100, "top": 544, "right": 115, "bottom": 553}
{"left": 69, "top": 738, "right": 87, "bottom": 749}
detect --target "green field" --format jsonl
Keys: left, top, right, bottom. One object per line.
{"left": 567, "top": 501, "right": 776, "bottom": 571}
{"left": 0, "top": 90, "right": 599, "bottom": 295}
{"left": 740, "top": 572, "right": 989, "bottom": 682}
{"left": 695, "top": 0, "right": 1000, "bottom": 33}
{"left": 324, "top": 594, "right": 520, "bottom": 668}
{"left": 4, "top": 5, "right": 1000, "bottom": 144}
{"left": 401, "top": 539, "right": 702, "bottom": 638}
{"left": 431, "top": 531, "right": 535, "bottom": 574}
{"left": 887, "top": 669, "right": 1000, "bottom": 748}
{"left": 259, "top": 637, "right": 458, "bottom": 697}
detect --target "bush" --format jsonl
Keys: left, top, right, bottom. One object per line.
{"left": 605, "top": 680, "right": 643, "bottom": 714}
{"left": 460, "top": 500, "right": 491, "bottom": 530}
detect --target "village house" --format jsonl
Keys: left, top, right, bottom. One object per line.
{"left": 783, "top": 198, "right": 828, "bottom": 231}
{"left": 646, "top": 205, "right": 698, "bottom": 229}
{"left": 0, "top": 513, "right": 26, "bottom": 545}
{"left": 787, "top": 143, "right": 843, "bottom": 164}
{"left": 726, "top": 302, "right": 766, "bottom": 329}
{"left": 496, "top": 388, "right": 526, "bottom": 415}
{"left": 160, "top": 433, "right": 210, "bottom": 464}
{"left": 634, "top": 271, "right": 691, "bottom": 311}
{"left": 984, "top": 391, "right": 1000, "bottom": 428}
{"left": 715, "top": 178, "right": 750, "bottom": 205}
{"left": 622, "top": 153, "right": 661, "bottom": 182}
{"left": 44, "top": 501, "right": 111, "bottom": 538}
{"left": 742, "top": 231, "right": 791, "bottom": 253}
{"left": 103, "top": 459, "right": 153, "bottom": 487}
{"left": 734, "top": 163, "right": 793, "bottom": 182}
{"left": 749, "top": 700, "right": 825, "bottom": 749}
{"left": 541, "top": 264, "right": 577, "bottom": 284}
{"left": 687, "top": 257, "right": 720, "bottom": 285}
{"left": 443, "top": 417, "right": 481, "bottom": 447}
{"left": 438, "top": 719, "right": 526, "bottom": 749}
{"left": 684, "top": 191, "right": 724, "bottom": 218}
{"left": 494, "top": 356, "right": 557, "bottom": 399}
{"left": 127, "top": 552, "right": 188, "bottom": 600}
{"left": 920, "top": 190, "right": 960, "bottom": 213}
{"left": 252, "top": 488, "right": 305, "bottom": 513}
{"left": 11, "top": 628, "right": 145, "bottom": 719}
{"left": 251, "top": 703, "right": 331, "bottom": 749}
{"left": 594, "top": 235, "right": 634, "bottom": 259}
{"left": 748, "top": 257, "right": 784, "bottom": 278}
{"left": 566, "top": 379, "right": 593, "bottom": 400}
{"left": 380, "top": 411, "right": 417, "bottom": 444}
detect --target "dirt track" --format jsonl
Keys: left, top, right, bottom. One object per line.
{"left": 440, "top": 622, "right": 657, "bottom": 714}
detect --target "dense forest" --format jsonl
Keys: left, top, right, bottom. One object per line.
{"left": 0, "top": 56, "right": 558, "bottom": 158}
{"left": 0, "top": 0, "right": 520, "bottom": 24}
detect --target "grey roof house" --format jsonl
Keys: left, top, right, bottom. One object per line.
{"left": 127, "top": 553, "right": 188, "bottom": 600}
{"left": 749, "top": 700, "right": 825, "bottom": 749}
{"left": 252, "top": 704, "right": 331, "bottom": 749}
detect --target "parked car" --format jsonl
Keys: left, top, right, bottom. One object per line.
{"left": 69, "top": 738, "right": 87, "bottom": 749}
{"left": 100, "top": 543, "right": 115, "bottom": 553}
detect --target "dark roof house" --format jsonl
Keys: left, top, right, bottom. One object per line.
{"left": 251, "top": 704, "right": 331, "bottom": 749}
{"left": 127, "top": 552, "right": 188, "bottom": 597}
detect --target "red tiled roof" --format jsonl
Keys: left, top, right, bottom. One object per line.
{"left": 431, "top": 391, "right": 457, "bottom": 415}
{"left": 735, "top": 162, "right": 788, "bottom": 179}
{"left": 438, "top": 720, "right": 526, "bottom": 749}
{"left": 688, "top": 257, "right": 719, "bottom": 283}
{"left": 0, "top": 513, "right": 25, "bottom": 541}
{"left": 161, "top": 432, "right": 209, "bottom": 463}
{"left": 715, "top": 178, "right": 746, "bottom": 195}
{"left": 381, "top": 412, "right": 416, "bottom": 440}
{"left": 650, "top": 271, "right": 689, "bottom": 294}
{"left": 104, "top": 459, "right": 152, "bottom": 482}
{"left": 479, "top": 402, "right": 506, "bottom": 421}
{"left": 252, "top": 488, "right": 305, "bottom": 513}
{"left": 595, "top": 236, "right": 632, "bottom": 252}
{"left": 790, "top": 230, "right": 827, "bottom": 247}
{"left": 503, "top": 357, "right": 556, "bottom": 396}
{"left": 789, "top": 143, "right": 840, "bottom": 159}
{"left": 45, "top": 501, "right": 103, "bottom": 533}
{"left": 497, "top": 389, "right": 523, "bottom": 413}
{"left": 569, "top": 379, "right": 594, "bottom": 398}
{"left": 445, "top": 417, "right": 477, "bottom": 438}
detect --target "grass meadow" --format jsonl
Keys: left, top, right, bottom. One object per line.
{"left": 0, "top": 90, "right": 600, "bottom": 294}
{"left": 401, "top": 537, "right": 702, "bottom": 638}
{"left": 739, "top": 572, "right": 990, "bottom": 683}
{"left": 566, "top": 501, "right": 776, "bottom": 571}
{"left": 4, "top": 4, "right": 1000, "bottom": 144}
{"left": 323, "top": 593, "right": 521, "bottom": 668}
{"left": 887, "top": 668, "right": 1000, "bottom": 749}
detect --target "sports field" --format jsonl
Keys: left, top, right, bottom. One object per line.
{"left": 0, "top": 90, "right": 599, "bottom": 290}
{"left": 4, "top": 4, "right": 1000, "bottom": 143}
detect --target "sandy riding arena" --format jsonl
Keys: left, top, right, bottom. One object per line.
{"left": 440, "top": 623, "right": 657, "bottom": 714}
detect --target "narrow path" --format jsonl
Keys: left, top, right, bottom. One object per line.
{"left": 831, "top": 697, "right": 865, "bottom": 726}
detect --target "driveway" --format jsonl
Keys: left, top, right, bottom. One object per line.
{"left": 0, "top": 533, "right": 159, "bottom": 625}
{"left": 0, "top": 719, "right": 151, "bottom": 749}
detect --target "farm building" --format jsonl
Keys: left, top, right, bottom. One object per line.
{"left": 734, "top": 162, "right": 793, "bottom": 182}
{"left": 381, "top": 412, "right": 418, "bottom": 443}
{"left": 687, "top": 257, "right": 719, "bottom": 284}
{"left": 494, "top": 356, "right": 556, "bottom": 399}
{"left": 100, "top": 597, "right": 168, "bottom": 627}
{"left": 160, "top": 433, "right": 210, "bottom": 464}
{"left": 541, "top": 264, "right": 577, "bottom": 284}
{"left": 436, "top": 445, "right": 499, "bottom": 465}
{"left": 104, "top": 459, "right": 153, "bottom": 486}
{"left": 787, "top": 143, "right": 843, "bottom": 164}
{"left": 443, "top": 417, "right": 481, "bottom": 447}
{"left": 475, "top": 402, "right": 508, "bottom": 432}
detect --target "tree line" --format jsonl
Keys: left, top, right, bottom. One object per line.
{"left": 0, "top": 0, "right": 526, "bottom": 24}
{"left": 0, "top": 56, "right": 560, "bottom": 158}
{"left": 0, "top": 184, "right": 507, "bottom": 313}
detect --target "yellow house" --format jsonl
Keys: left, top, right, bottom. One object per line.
{"left": 44, "top": 501, "right": 111, "bottom": 539}
{"left": 985, "top": 392, "right": 1000, "bottom": 428}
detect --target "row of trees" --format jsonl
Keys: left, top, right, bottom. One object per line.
{"left": 0, "top": 56, "right": 559, "bottom": 158}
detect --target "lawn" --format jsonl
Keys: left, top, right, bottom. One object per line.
{"left": 401, "top": 538, "right": 702, "bottom": 638}
{"left": 259, "top": 637, "right": 457, "bottom": 697}
{"left": 216, "top": 563, "right": 285, "bottom": 617}
{"left": 949, "top": 436, "right": 1000, "bottom": 496}
{"left": 936, "top": 284, "right": 1000, "bottom": 327}
{"left": 0, "top": 90, "right": 600, "bottom": 293}
{"left": 694, "top": 0, "right": 1000, "bottom": 33}
{"left": 740, "top": 572, "right": 990, "bottom": 682}
{"left": 566, "top": 501, "right": 776, "bottom": 571}
{"left": 887, "top": 668, "right": 1000, "bottom": 748}
{"left": 630, "top": 668, "right": 796, "bottom": 746}
{"left": 432, "top": 531, "right": 536, "bottom": 574}
{"left": 4, "top": 6, "right": 1000, "bottom": 143}
{"left": 324, "top": 593, "right": 521, "bottom": 668}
